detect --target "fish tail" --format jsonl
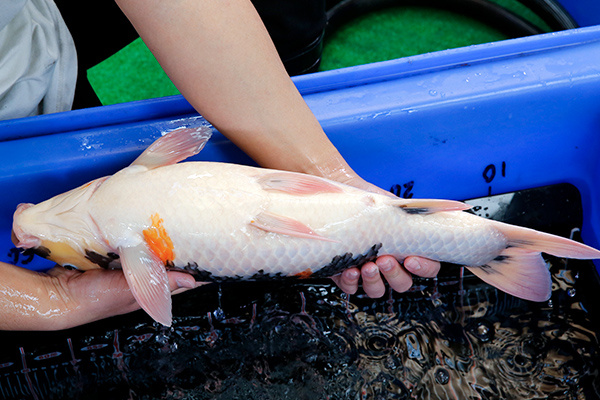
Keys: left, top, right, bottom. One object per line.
{"left": 465, "top": 221, "right": 600, "bottom": 302}
{"left": 490, "top": 219, "right": 600, "bottom": 259}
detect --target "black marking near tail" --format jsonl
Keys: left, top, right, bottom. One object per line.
{"left": 169, "top": 243, "right": 383, "bottom": 282}
{"left": 401, "top": 207, "right": 429, "bottom": 215}
{"left": 476, "top": 264, "right": 497, "bottom": 275}
{"left": 477, "top": 253, "right": 512, "bottom": 275}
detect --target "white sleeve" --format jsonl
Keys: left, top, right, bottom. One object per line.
{"left": 0, "top": 0, "right": 77, "bottom": 120}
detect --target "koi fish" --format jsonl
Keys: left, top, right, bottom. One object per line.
{"left": 12, "top": 126, "right": 600, "bottom": 326}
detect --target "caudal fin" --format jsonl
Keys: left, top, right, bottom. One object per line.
{"left": 466, "top": 221, "right": 600, "bottom": 302}
{"left": 490, "top": 219, "right": 600, "bottom": 259}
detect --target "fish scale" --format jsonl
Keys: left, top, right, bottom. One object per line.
{"left": 12, "top": 126, "right": 600, "bottom": 326}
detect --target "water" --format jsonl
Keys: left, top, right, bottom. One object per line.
{"left": 0, "top": 184, "right": 599, "bottom": 399}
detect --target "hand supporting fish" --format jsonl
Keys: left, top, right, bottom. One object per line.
{"left": 12, "top": 127, "right": 600, "bottom": 326}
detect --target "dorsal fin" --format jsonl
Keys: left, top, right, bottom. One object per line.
{"left": 131, "top": 125, "right": 213, "bottom": 169}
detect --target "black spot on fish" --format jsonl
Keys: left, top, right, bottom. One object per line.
{"left": 312, "top": 243, "right": 383, "bottom": 278}
{"left": 31, "top": 246, "right": 51, "bottom": 258}
{"left": 401, "top": 207, "right": 429, "bottom": 215}
{"left": 168, "top": 243, "right": 383, "bottom": 283}
{"left": 476, "top": 264, "right": 501, "bottom": 275}
{"left": 85, "top": 250, "right": 119, "bottom": 269}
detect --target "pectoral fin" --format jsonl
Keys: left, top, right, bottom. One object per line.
{"left": 131, "top": 125, "right": 213, "bottom": 169}
{"left": 119, "top": 243, "right": 172, "bottom": 326}
{"left": 250, "top": 211, "right": 340, "bottom": 242}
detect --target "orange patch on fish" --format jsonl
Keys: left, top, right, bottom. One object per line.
{"left": 294, "top": 268, "right": 313, "bottom": 279}
{"left": 143, "top": 213, "right": 175, "bottom": 263}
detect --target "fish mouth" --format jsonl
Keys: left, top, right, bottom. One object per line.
{"left": 12, "top": 203, "right": 42, "bottom": 249}
{"left": 10, "top": 229, "right": 18, "bottom": 247}
{"left": 11, "top": 228, "right": 42, "bottom": 250}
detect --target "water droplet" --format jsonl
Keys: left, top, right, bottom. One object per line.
{"left": 477, "top": 324, "right": 489, "bottom": 336}
{"left": 567, "top": 288, "right": 576, "bottom": 297}
{"left": 435, "top": 368, "right": 450, "bottom": 385}
{"left": 213, "top": 307, "right": 225, "bottom": 321}
{"left": 429, "top": 90, "right": 437, "bottom": 96}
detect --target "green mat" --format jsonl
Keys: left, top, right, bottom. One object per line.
{"left": 87, "top": 2, "right": 550, "bottom": 106}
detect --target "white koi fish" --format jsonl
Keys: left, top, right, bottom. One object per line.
{"left": 12, "top": 127, "right": 600, "bottom": 326}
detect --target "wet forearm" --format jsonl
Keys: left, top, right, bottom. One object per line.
{"left": 0, "top": 263, "right": 73, "bottom": 330}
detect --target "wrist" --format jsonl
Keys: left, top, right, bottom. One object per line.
{"left": 0, "top": 266, "right": 77, "bottom": 331}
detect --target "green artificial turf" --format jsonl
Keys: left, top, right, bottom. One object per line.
{"left": 87, "top": 1, "right": 551, "bottom": 106}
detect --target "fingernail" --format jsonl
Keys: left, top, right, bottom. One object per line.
{"left": 346, "top": 269, "right": 360, "bottom": 280}
{"left": 377, "top": 258, "right": 393, "bottom": 272}
{"left": 406, "top": 258, "right": 422, "bottom": 272}
{"left": 363, "top": 265, "right": 378, "bottom": 278}
{"left": 176, "top": 276, "right": 197, "bottom": 289}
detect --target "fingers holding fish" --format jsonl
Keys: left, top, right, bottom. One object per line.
{"left": 329, "top": 263, "right": 387, "bottom": 298}
{"left": 330, "top": 256, "right": 435, "bottom": 298}
{"left": 361, "top": 261, "right": 387, "bottom": 298}
{"left": 330, "top": 267, "right": 361, "bottom": 295}
{"left": 169, "top": 271, "right": 208, "bottom": 295}
{"left": 43, "top": 266, "right": 203, "bottom": 329}
{"left": 376, "top": 256, "right": 413, "bottom": 293}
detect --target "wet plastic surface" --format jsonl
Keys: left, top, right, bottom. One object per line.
{"left": 1, "top": 26, "right": 600, "bottom": 271}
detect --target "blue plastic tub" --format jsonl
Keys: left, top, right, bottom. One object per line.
{"left": 1, "top": 25, "right": 600, "bottom": 272}
{"left": 560, "top": 0, "right": 600, "bottom": 27}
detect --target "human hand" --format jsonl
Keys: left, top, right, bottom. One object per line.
{"left": 331, "top": 256, "right": 441, "bottom": 298}
{"left": 45, "top": 266, "right": 203, "bottom": 330}
{"left": 324, "top": 173, "right": 442, "bottom": 298}
{"left": 0, "top": 262, "right": 202, "bottom": 331}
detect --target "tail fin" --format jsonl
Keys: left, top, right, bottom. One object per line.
{"left": 490, "top": 219, "right": 600, "bottom": 259}
{"left": 466, "top": 221, "right": 600, "bottom": 302}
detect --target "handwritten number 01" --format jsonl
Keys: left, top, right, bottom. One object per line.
{"left": 484, "top": 162, "right": 506, "bottom": 195}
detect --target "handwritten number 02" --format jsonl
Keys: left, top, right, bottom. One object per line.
{"left": 390, "top": 181, "right": 415, "bottom": 199}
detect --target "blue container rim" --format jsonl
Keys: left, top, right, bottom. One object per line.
{"left": 1, "top": 25, "right": 599, "bottom": 142}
